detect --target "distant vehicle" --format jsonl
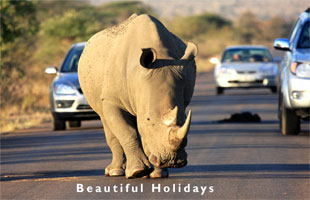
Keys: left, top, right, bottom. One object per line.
{"left": 273, "top": 8, "right": 310, "bottom": 135}
{"left": 45, "top": 42, "right": 99, "bottom": 130}
{"left": 210, "top": 45, "right": 278, "bottom": 95}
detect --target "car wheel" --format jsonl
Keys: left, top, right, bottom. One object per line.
{"left": 270, "top": 86, "right": 277, "bottom": 93}
{"left": 216, "top": 87, "right": 224, "bottom": 95}
{"left": 280, "top": 97, "right": 300, "bottom": 135}
{"left": 68, "top": 121, "right": 81, "bottom": 128}
{"left": 53, "top": 118, "right": 66, "bottom": 131}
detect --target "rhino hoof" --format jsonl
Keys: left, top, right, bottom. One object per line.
{"left": 105, "top": 168, "right": 125, "bottom": 177}
{"left": 126, "top": 166, "right": 153, "bottom": 179}
{"left": 150, "top": 168, "right": 169, "bottom": 178}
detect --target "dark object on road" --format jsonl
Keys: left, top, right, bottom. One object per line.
{"left": 217, "top": 112, "right": 261, "bottom": 123}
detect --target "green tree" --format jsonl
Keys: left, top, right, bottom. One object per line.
{"left": 1, "top": 0, "right": 38, "bottom": 43}
{"left": 1, "top": 0, "right": 39, "bottom": 108}
{"left": 37, "top": 8, "right": 101, "bottom": 64}
{"left": 236, "top": 12, "right": 262, "bottom": 43}
{"left": 36, "top": 0, "right": 89, "bottom": 22}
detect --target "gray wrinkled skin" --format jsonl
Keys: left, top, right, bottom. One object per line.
{"left": 78, "top": 14, "right": 197, "bottom": 178}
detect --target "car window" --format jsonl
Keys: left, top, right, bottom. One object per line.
{"left": 289, "top": 18, "right": 301, "bottom": 45}
{"left": 222, "top": 48, "right": 273, "bottom": 63}
{"left": 297, "top": 21, "right": 310, "bottom": 49}
{"left": 60, "top": 47, "right": 84, "bottom": 73}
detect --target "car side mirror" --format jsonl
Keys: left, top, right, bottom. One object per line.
{"left": 45, "top": 66, "right": 58, "bottom": 75}
{"left": 274, "top": 38, "right": 290, "bottom": 51}
{"left": 209, "top": 57, "right": 220, "bottom": 65}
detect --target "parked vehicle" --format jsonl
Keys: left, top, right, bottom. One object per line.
{"left": 210, "top": 45, "right": 278, "bottom": 95}
{"left": 45, "top": 42, "right": 99, "bottom": 130}
{"left": 273, "top": 8, "right": 310, "bottom": 135}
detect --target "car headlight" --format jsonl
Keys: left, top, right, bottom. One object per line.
{"left": 54, "top": 83, "right": 76, "bottom": 95}
{"left": 291, "top": 62, "right": 310, "bottom": 78}
{"left": 219, "top": 67, "right": 236, "bottom": 75}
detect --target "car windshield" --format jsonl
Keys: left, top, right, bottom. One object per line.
{"left": 60, "top": 47, "right": 84, "bottom": 73}
{"left": 297, "top": 21, "right": 310, "bottom": 49}
{"left": 222, "top": 48, "right": 273, "bottom": 63}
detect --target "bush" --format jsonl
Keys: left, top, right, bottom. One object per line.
{"left": 171, "top": 12, "right": 232, "bottom": 40}
{"left": 1, "top": 0, "right": 39, "bottom": 112}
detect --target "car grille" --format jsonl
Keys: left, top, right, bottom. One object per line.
{"left": 77, "top": 88, "right": 83, "bottom": 94}
{"left": 237, "top": 71, "right": 256, "bottom": 74}
{"left": 77, "top": 105, "right": 92, "bottom": 110}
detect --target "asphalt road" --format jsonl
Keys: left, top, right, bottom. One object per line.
{"left": 1, "top": 72, "right": 309, "bottom": 200}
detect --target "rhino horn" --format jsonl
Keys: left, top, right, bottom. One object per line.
{"left": 176, "top": 110, "right": 192, "bottom": 140}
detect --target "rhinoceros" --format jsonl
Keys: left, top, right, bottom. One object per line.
{"left": 78, "top": 14, "right": 197, "bottom": 178}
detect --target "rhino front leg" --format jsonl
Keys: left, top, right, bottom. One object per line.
{"left": 102, "top": 103, "right": 153, "bottom": 178}
{"left": 150, "top": 168, "right": 169, "bottom": 178}
{"left": 101, "top": 118, "right": 126, "bottom": 176}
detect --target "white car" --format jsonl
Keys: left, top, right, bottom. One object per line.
{"left": 210, "top": 46, "right": 278, "bottom": 95}
{"left": 274, "top": 8, "right": 310, "bottom": 135}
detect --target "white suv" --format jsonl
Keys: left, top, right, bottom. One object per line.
{"left": 274, "top": 8, "right": 310, "bottom": 135}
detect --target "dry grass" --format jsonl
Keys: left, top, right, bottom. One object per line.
{"left": 0, "top": 59, "right": 55, "bottom": 134}
{"left": 0, "top": 110, "right": 52, "bottom": 134}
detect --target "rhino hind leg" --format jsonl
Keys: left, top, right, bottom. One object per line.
{"left": 101, "top": 117, "right": 125, "bottom": 176}
{"left": 102, "top": 103, "right": 153, "bottom": 179}
{"left": 150, "top": 168, "right": 169, "bottom": 178}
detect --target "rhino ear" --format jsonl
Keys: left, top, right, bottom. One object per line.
{"left": 140, "top": 48, "right": 157, "bottom": 68}
{"left": 181, "top": 42, "right": 198, "bottom": 60}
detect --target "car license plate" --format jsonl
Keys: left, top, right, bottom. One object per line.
{"left": 239, "top": 75, "right": 256, "bottom": 82}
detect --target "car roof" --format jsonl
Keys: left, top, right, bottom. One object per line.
{"left": 299, "top": 8, "right": 310, "bottom": 24}
{"left": 225, "top": 45, "right": 268, "bottom": 50}
{"left": 71, "top": 42, "right": 86, "bottom": 49}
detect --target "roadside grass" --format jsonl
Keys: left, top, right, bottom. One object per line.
{"left": 0, "top": 110, "right": 52, "bottom": 134}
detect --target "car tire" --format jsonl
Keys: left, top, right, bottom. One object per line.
{"left": 68, "top": 121, "right": 81, "bottom": 128}
{"left": 216, "top": 87, "right": 224, "bottom": 95}
{"left": 280, "top": 97, "right": 300, "bottom": 135}
{"left": 270, "top": 86, "right": 277, "bottom": 94}
{"left": 53, "top": 118, "right": 66, "bottom": 131}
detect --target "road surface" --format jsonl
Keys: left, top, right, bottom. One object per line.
{"left": 1, "top": 72, "right": 309, "bottom": 199}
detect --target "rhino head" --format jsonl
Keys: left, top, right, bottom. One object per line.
{"left": 134, "top": 42, "right": 197, "bottom": 168}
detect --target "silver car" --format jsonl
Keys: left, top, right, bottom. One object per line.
{"left": 274, "top": 8, "right": 310, "bottom": 135}
{"left": 210, "top": 46, "right": 278, "bottom": 95}
{"left": 45, "top": 42, "right": 99, "bottom": 130}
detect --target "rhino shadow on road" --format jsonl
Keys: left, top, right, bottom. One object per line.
{"left": 0, "top": 169, "right": 106, "bottom": 182}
